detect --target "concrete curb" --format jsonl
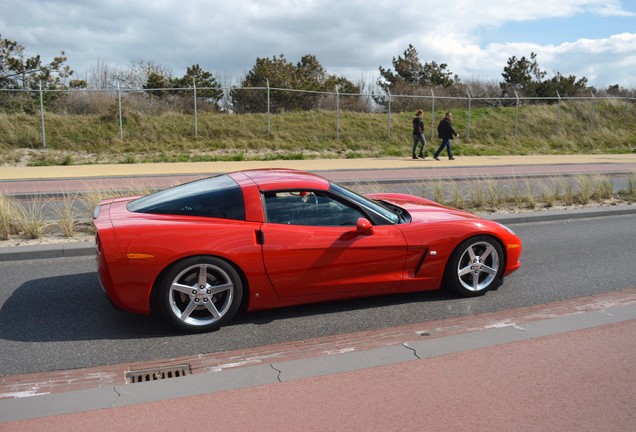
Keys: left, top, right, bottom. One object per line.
{"left": 1, "top": 205, "right": 634, "bottom": 262}
{"left": 488, "top": 203, "right": 636, "bottom": 224}
{"left": 0, "top": 241, "right": 94, "bottom": 262}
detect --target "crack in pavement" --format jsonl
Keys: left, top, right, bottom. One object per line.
{"left": 270, "top": 364, "right": 282, "bottom": 382}
{"left": 402, "top": 343, "right": 421, "bottom": 360}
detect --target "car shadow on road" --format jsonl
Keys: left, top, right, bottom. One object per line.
{"left": 234, "top": 289, "right": 460, "bottom": 326}
{"left": 0, "top": 273, "right": 463, "bottom": 343}
{"left": 0, "top": 273, "right": 179, "bottom": 342}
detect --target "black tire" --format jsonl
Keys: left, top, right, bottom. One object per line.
{"left": 444, "top": 235, "right": 504, "bottom": 297}
{"left": 155, "top": 256, "right": 243, "bottom": 333}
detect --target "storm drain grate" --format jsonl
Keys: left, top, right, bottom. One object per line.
{"left": 125, "top": 364, "right": 191, "bottom": 384}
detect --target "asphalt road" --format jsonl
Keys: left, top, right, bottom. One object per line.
{"left": 0, "top": 214, "right": 635, "bottom": 377}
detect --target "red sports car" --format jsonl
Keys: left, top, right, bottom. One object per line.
{"left": 94, "top": 168, "right": 522, "bottom": 332}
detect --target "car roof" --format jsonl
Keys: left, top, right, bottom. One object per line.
{"left": 236, "top": 168, "right": 331, "bottom": 192}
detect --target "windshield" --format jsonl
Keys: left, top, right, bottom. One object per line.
{"left": 329, "top": 182, "right": 400, "bottom": 224}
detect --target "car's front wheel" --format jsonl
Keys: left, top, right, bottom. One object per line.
{"left": 155, "top": 256, "right": 243, "bottom": 332}
{"left": 444, "top": 236, "right": 504, "bottom": 297}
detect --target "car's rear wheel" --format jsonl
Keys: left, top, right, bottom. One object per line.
{"left": 444, "top": 236, "right": 504, "bottom": 297}
{"left": 156, "top": 256, "right": 243, "bottom": 332}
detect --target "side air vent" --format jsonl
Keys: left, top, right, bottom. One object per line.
{"left": 125, "top": 364, "right": 191, "bottom": 384}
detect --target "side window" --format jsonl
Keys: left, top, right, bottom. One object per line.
{"left": 128, "top": 175, "right": 245, "bottom": 220}
{"left": 264, "top": 191, "right": 365, "bottom": 226}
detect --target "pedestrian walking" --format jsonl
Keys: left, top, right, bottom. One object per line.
{"left": 412, "top": 109, "right": 427, "bottom": 159}
{"left": 433, "top": 112, "right": 458, "bottom": 160}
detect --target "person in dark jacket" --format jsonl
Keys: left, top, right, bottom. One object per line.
{"left": 433, "top": 112, "right": 459, "bottom": 160}
{"left": 412, "top": 109, "right": 427, "bottom": 159}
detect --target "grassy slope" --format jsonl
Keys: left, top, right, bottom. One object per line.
{"left": 1, "top": 99, "right": 634, "bottom": 166}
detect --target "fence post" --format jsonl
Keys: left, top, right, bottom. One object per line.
{"left": 430, "top": 89, "right": 436, "bottom": 142}
{"left": 466, "top": 90, "right": 472, "bottom": 139}
{"left": 590, "top": 91, "right": 595, "bottom": 130}
{"left": 514, "top": 91, "right": 520, "bottom": 137}
{"left": 387, "top": 90, "right": 392, "bottom": 139}
{"left": 556, "top": 91, "right": 561, "bottom": 134}
{"left": 266, "top": 79, "right": 271, "bottom": 134}
{"left": 193, "top": 78, "right": 198, "bottom": 138}
{"left": 117, "top": 83, "right": 124, "bottom": 142}
{"left": 38, "top": 81, "right": 46, "bottom": 148}
{"left": 335, "top": 86, "right": 340, "bottom": 140}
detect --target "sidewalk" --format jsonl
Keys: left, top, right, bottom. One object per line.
{"left": 1, "top": 154, "right": 636, "bottom": 430}
{"left": 1, "top": 154, "right": 636, "bottom": 199}
{"left": 1, "top": 154, "right": 636, "bottom": 181}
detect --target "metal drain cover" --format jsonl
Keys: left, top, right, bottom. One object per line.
{"left": 125, "top": 364, "right": 191, "bottom": 384}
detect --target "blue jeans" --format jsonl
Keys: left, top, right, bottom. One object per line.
{"left": 412, "top": 134, "right": 426, "bottom": 156}
{"left": 434, "top": 139, "right": 453, "bottom": 159}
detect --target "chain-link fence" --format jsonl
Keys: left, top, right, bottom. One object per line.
{"left": 1, "top": 84, "right": 634, "bottom": 148}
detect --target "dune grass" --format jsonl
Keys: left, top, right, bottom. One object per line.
{"left": 0, "top": 99, "right": 634, "bottom": 166}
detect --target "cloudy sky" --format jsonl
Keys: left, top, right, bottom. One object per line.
{"left": 2, "top": 0, "right": 635, "bottom": 89}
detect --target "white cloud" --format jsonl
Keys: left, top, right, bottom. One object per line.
{"left": 1, "top": 0, "right": 634, "bottom": 88}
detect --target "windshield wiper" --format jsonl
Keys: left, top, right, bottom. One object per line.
{"left": 375, "top": 200, "right": 410, "bottom": 223}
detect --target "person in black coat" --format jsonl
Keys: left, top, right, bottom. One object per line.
{"left": 433, "top": 112, "right": 459, "bottom": 160}
{"left": 412, "top": 109, "right": 427, "bottom": 159}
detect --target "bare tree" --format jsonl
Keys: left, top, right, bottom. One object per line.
{"left": 113, "top": 59, "right": 173, "bottom": 90}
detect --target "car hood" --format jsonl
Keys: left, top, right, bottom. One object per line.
{"left": 367, "top": 193, "right": 480, "bottom": 222}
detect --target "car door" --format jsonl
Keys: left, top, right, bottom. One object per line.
{"left": 260, "top": 191, "right": 407, "bottom": 298}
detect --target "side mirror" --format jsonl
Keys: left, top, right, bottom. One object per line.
{"left": 356, "top": 218, "right": 374, "bottom": 234}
